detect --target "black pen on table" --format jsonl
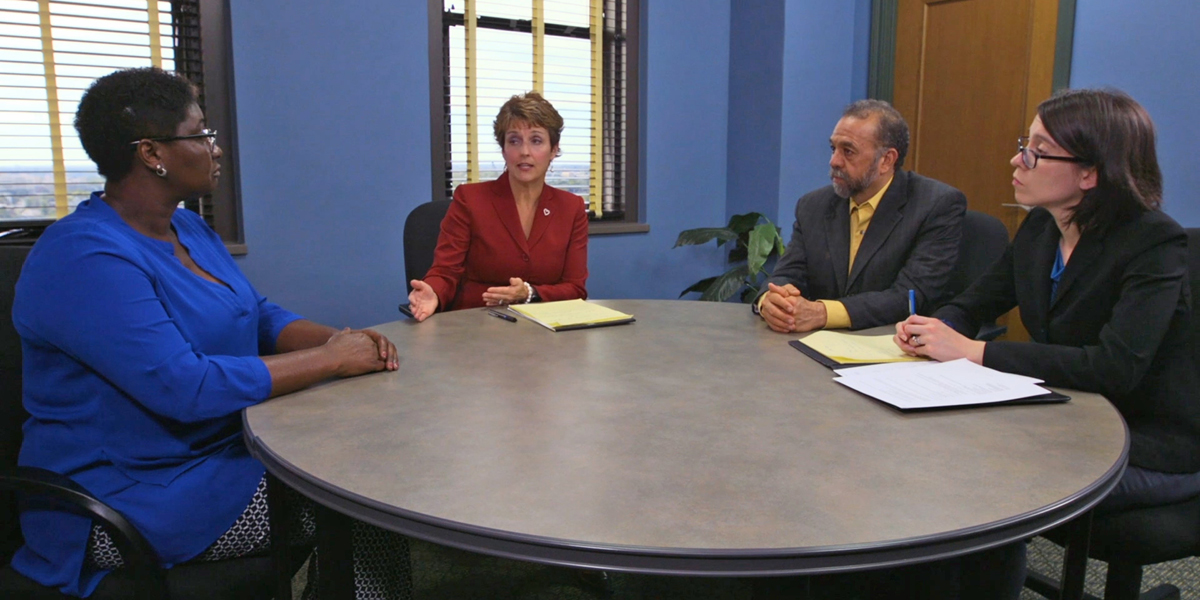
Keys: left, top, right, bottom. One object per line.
{"left": 488, "top": 309, "right": 518, "bottom": 323}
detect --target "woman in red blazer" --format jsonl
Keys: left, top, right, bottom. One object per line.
{"left": 407, "top": 93, "right": 589, "bottom": 319}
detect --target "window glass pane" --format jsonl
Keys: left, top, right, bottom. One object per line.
{"left": 0, "top": 0, "right": 175, "bottom": 222}
{"left": 543, "top": 0, "right": 588, "bottom": 28}
{"left": 476, "top": 28, "right": 531, "bottom": 180}
{"left": 475, "top": 0, "right": 529, "bottom": 21}
{"left": 542, "top": 34, "right": 589, "bottom": 201}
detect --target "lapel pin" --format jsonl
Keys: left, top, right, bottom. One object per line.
{"left": 543, "top": 208, "right": 550, "bottom": 216}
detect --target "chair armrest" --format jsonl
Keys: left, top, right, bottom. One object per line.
{"left": 0, "top": 466, "right": 162, "bottom": 574}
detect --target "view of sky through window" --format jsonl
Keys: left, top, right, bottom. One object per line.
{"left": 0, "top": 0, "right": 175, "bottom": 221}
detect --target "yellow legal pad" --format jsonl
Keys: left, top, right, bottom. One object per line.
{"left": 795, "top": 330, "right": 928, "bottom": 365}
{"left": 507, "top": 299, "right": 636, "bottom": 331}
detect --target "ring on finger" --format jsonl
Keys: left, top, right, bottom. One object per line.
{"left": 911, "top": 334, "right": 922, "bottom": 346}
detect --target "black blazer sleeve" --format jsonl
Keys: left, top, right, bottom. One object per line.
{"left": 998, "top": 229, "right": 1184, "bottom": 395}
{"left": 936, "top": 208, "right": 1200, "bottom": 472}
{"left": 758, "top": 171, "right": 966, "bottom": 330}
{"left": 954, "top": 210, "right": 1183, "bottom": 395}
{"left": 839, "top": 184, "right": 966, "bottom": 328}
{"left": 762, "top": 197, "right": 815, "bottom": 296}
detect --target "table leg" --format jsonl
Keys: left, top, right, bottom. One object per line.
{"left": 315, "top": 503, "right": 356, "bottom": 600}
{"left": 267, "top": 474, "right": 295, "bottom": 600}
{"left": 1059, "top": 509, "right": 1094, "bottom": 600}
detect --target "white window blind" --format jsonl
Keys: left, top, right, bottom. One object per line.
{"left": 0, "top": 0, "right": 176, "bottom": 222}
{"left": 441, "top": 0, "right": 631, "bottom": 220}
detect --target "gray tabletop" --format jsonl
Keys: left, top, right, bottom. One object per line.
{"left": 243, "top": 299, "right": 1127, "bottom": 576}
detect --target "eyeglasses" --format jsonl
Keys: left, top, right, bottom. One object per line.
{"left": 130, "top": 129, "right": 218, "bottom": 152}
{"left": 1017, "top": 136, "right": 1085, "bottom": 169}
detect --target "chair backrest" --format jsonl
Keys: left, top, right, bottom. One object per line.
{"left": 948, "top": 210, "right": 1010, "bottom": 298}
{"left": 0, "top": 231, "right": 38, "bottom": 564}
{"left": 1187, "top": 229, "right": 1200, "bottom": 370}
{"left": 402, "top": 200, "right": 451, "bottom": 294}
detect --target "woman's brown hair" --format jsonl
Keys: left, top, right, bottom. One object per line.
{"left": 492, "top": 92, "right": 564, "bottom": 150}
{"left": 1038, "top": 88, "right": 1162, "bottom": 234}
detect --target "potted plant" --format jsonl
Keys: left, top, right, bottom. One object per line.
{"left": 673, "top": 212, "right": 786, "bottom": 303}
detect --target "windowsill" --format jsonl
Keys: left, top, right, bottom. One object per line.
{"left": 588, "top": 221, "right": 650, "bottom": 235}
{"left": 225, "top": 242, "right": 248, "bottom": 256}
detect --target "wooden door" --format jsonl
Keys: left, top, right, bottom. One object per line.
{"left": 890, "top": 0, "right": 1066, "bottom": 341}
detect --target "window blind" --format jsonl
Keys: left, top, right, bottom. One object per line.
{"left": 0, "top": 0, "right": 183, "bottom": 223}
{"left": 441, "top": 0, "right": 630, "bottom": 220}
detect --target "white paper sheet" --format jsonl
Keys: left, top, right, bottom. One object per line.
{"left": 833, "top": 358, "right": 1055, "bottom": 409}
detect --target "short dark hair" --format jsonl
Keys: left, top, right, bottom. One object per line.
{"left": 493, "top": 92, "right": 565, "bottom": 150}
{"left": 74, "top": 67, "right": 198, "bottom": 182}
{"left": 843, "top": 99, "right": 910, "bottom": 168}
{"left": 1038, "top": 88, "right": 1162, "bottom": 234}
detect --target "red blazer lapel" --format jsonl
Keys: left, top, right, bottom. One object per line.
{"left": 526, "top": 185, "right": 556, "bottom": 249}
{"left": 488, "top": 175, "right": 531, "bottom": 254}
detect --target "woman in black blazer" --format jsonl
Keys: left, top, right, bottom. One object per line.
{"left": 896, "top": 88, "right": 1200, "bottom": 510}
{"left": 891, "top": 89, "right": 1200, "bottom": 600}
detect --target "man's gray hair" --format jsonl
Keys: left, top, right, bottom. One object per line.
{"left": 843, "top": 99, "right": 910, "bottom": 169}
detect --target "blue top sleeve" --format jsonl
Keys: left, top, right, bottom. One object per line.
{"left": 11, "top": 195, "right": 302, "bottom": 594}
{"left": 16, "top": 226, "right": 271, "bottom": 423}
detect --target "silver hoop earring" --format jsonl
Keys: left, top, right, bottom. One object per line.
{"left": 154, "top": 165, "right": 168, "bottom": 178}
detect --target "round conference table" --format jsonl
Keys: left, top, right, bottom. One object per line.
{"left": 243, "top": 299, "right": 1127, "bottom": 598}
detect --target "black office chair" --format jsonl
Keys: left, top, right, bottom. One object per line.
{"left": 949, "top": 210, "right": 1010, "bottom": 341}
{"left": 1023, "top": 228, "right": 1200, "bottom": 600}
{"left": 0, "top": 230, "right": 39, "bottom": 569}
{"left": 402, "top": 199, "right": 452, "bottom": 294}
{"left": 0, "top": 230, "right": 303, "bottom": 599}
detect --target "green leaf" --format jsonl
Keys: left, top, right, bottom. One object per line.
{"left": 678, "top": 275, "right": 719, "bottom": 298}
{"left": 775, "top": 225, "right": 786, "bottom": 255}
{"left": 699, "top": 264, "right": 753, "bottom": 302}
{"left": 673, "top": 228, "right": 739, "bottom": 248}
{"left": 727, "top": 212, "right": 764, "bottom": 235}
{"left": 747, "top": 223, "right": 777, "bottom": 274}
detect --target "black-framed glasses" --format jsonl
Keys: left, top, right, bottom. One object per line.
{"left": 130, "top": 129, "right": 218, "bottom": 152}
{"left": 1017, "top": 136, "right": 1085, "bottom": 169}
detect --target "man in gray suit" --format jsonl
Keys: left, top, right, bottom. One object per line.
{"left": 756, "top": 99, "right": 966, "bottom": 333}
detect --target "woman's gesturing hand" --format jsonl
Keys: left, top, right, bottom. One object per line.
{"left": 323, "top": 327, "right": 398, "bottom": 376}
{"left": 408, "top": 280, "right": 439, "bottom": 321}
{"left": 483, "top": 277, "right": 528, "bottom": 306}
{"left": 894, "top": 315, "right": 986, "bottom": 364}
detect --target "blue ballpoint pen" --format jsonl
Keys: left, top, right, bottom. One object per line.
{"left": 488, "top": 309, "right": 518, "bottom": 323}
{"left": 908, "top": 289, "right": 916, "bottom": 316}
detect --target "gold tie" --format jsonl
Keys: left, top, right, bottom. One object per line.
{"left": 848, "top": 201, "right": 875, "bottom": 274}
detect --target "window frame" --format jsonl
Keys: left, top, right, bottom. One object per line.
{"left": 426, "top": 0, "right": 647, "bottom": 235}
{"left": 190, "top": 0, "right": 244, "bottom": 252}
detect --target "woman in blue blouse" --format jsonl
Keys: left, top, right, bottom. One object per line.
{"left": 12, "top": 68, "right": 408, "bottom": 598}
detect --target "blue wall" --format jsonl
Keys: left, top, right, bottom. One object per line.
{"left": 1069, "top": 0, "right": 1200, "bottom": 226}
{"left": 222, "top": 0, "right": 1171, "bottom": 327}
{"left": 227, "top": 0, "right": 750, "bottom": 325}
{"left": 726, "top": 0, "right": 784, "bottom": 222}
{"left": 584, "top": 0, "right": 732, "bottom": 302}
{"left": 229, "top": 0, "right": 430, "bottom": 328}
{"left": 776, "top": 1, "right": 869, "bottom": 234}
{"left": 726, "top": 1, "right": 870, "bottom": 238}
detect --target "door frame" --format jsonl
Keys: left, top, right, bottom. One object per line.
{"left": 867, "top": 0, "right": 1077, "bottom": 101}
